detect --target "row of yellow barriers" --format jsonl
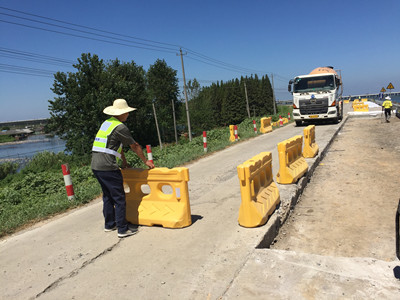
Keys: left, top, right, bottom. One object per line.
{"left": 353, "top": 103, "right": 369, "bottom": 112}
{"left": 237, "top": 125, "right": 318, "bottom": 227}
{"left": 120, "top": 125, "right": 318, "bottom": 229}
{"left": 352, "top": 98, "right": 368, "bottom": 106}
{"left": 230, "top": 115, "right": 291, "bottom": 142}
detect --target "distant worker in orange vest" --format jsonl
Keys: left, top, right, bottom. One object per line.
{"left": 382, "top": 96, "right": 393, "bottom": 123}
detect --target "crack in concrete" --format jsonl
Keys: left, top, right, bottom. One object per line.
{"left": 218, "top": 249, "right": 256, "bottom": 299}
{"left": 32, "top": 240, "right": 122, "bottom": 299}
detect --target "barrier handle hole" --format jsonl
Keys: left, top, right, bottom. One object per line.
{"left": 141, "top": 184, "right": 151, "bottom": 194}
{"left": 123, "top": 183, "right": 130, "bottom": 193}
{"left": 161, "top": 184, "right": 173, "bottom": 195}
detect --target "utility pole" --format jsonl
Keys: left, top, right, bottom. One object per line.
{"left": 178, "top": 48, "right": 192, "bottom": 141}
{"left": 244, "top": 81, "right": 250, "bottom": 118}
{"left": 271, "top": 73, "right": 277, "bottom": 115}
{"left": 152, "top": 101, "right": 163, "bottom": 149}
{"left": 171, "top": 99, "right": 178, "bottom": 145}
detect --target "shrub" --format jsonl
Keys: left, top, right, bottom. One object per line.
{"left": 0, "top": 161, "right": 19, "bottom": 180}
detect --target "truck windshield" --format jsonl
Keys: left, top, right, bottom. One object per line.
{"left": 294, "top": 75, "right": 335, "bottom": 93}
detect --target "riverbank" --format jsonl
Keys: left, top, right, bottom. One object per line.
{"left": 0, "top": 138, "right": 52, "bottom": 146}
{"left": 0, "top": 134, "right": 65, "bottom": 162}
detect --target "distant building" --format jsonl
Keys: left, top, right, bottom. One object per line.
{"left": 0, "top": 128, "right": 34, "bottom": 140}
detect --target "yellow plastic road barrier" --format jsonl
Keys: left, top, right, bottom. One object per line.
{"left": 229, "top": 125, "right": 240, "bottom": 142}
{"left": 237, "top": 152, "right": 280, "bottom": 228}
{"left": 121, "top": 167, "right": 191, "bottom": 228}
{"left": 353, "top": 104, "right": 369, "bottom": 112}
{"left": 361, "top": 98, "right": 368, "bottom": 102}
{"left": 344, "top": 99, "right": 350, "bottom": 103}
{"left": 260, "top": 117, "right": 272, "bottom": 133}
{"left": 303, "top": 125, "right": 319, "bottom": 158}
{"left": 276, "top": 135, "right": 308, "bottom": 184}
{"left": 283, "top": 118, "right": 289, "bottom": 124}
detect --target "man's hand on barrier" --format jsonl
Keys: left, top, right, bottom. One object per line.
{"left": 145, "top": 160, "right": 155, "bottom": 169}
{"left": 130, "top": 142, "right": 154, "bottom": 169}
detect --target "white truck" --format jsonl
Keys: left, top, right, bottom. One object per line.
{"left": 288, "top": 66, "right": 343, "bottom": 126}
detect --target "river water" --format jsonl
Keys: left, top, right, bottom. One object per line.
{"left": 0, "top": 134, "right": 66, "bottom": 162}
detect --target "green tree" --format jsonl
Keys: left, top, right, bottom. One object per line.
{"left": 47, "top": 53, "right": 150, "bottom": 156}
{"left": 221, "top": 79, "right": 246, "bottom": 125}
{"left": 260, "top": 75, "right": 274, "bottom": 115}
{"left": 147, "top": 59, "right": 180, "bottom": 143}
{"left": 106, "top": 59, "right": 154, "bottom": 145}
{"left": 186, "top": 78, "right": 201, "bottom": 100}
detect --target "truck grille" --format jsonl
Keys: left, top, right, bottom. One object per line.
{"left": 299, "top": 98, "right": 328, "bottom": 115}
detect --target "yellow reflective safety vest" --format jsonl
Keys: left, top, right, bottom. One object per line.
{"left": 382, "top": 100, "right": 392, "bottom": 109}
{"left": 92, "top": 117, "right": 123, "bottom": 158}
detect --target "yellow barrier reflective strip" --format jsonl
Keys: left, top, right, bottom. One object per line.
{"left": 303, "top": 125, "right": 319, "bottom": 158}
{"left": 121, "top": 167, "right": 191, "bottom": 228}
{"left": 276, "top": 135, "right": 308, "bottom": 184}
{"left": 237, "top": 152, "right": 280, "bottom": 227}
{"left": 260, "top": 117, "right": 272, "bottom": 133}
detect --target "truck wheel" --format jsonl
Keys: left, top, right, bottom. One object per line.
{"left": 295, "top": 120, "right": 302, "bottom": 126}
{"left": 333, "top": 117, "right": 339, "bottom": 124}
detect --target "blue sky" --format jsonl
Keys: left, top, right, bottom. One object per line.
{"left": 0, "top": 0, "right": 399, "bottom": 122}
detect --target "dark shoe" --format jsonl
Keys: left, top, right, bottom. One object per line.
{"left": 118, "top": 228, "right": 138, "bottom": 238}
{"left": 128, "top": 223, "right": 138, "bottom": 230}
{"left": 104, "top": 225, "right": 117, "bottom": 232}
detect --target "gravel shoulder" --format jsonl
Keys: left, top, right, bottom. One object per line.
{"left": 271, "top": 115, "right": 400, "bottom": 260}
{"left": 224, "top": 114, "right": 400, "bottom": 299}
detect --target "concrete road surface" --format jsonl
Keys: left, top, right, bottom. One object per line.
{"left": 1, "top": 105, "right": 399, "bottom": 299}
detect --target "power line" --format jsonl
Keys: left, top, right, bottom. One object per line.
{"left": 0, "top": 6, "right": 183, "bottom": 49}
{"left": 184, "top": 47, "right": 269, "bottom": 74}
{"left": 186, "top": 55, "right": 259, "bottom": 75}
{"left": 0, "top": 19, "right": 178, "bottom": 54}
{"left": 0, "top": 63, "right": 56, "bottom": 77}
{"left": 0, "top": 11, "right": 178, "bottom": 53}
{"left": 0, "top": 6, "right": 289, "bottom": 82}
{"left": 0, "top": 47, "right": 75, "bottom": 66}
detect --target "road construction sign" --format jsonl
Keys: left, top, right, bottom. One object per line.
{"left": 387, "top": 82, "right": 394, "bottom": 90}
{"left": 381, "top": 87, "right": 386, "bottom": 93}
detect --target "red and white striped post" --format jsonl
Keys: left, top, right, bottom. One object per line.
{"left": 279, "top": 115, "right": 283, "bottom": 127}
{"left": 253, "top": 120, "right": 257, "bottom": 134}
{"left": 203, "top": 131, "right": 207, "bottom": 152}
{"left": 61, "top": 164, "right": 75, "bottom": 200}
{"left": 288, "top": 112, "right": 291, "bottom": 121}
{"left": 146, "top": 145, "right": 154, "bottom": 164}
{"left": 234, "top": 125, "right": 239, "bottom": 141}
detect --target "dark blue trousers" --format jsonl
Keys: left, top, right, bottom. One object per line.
{"left": 92, "top": 169, "right": 128, "bottom": 233}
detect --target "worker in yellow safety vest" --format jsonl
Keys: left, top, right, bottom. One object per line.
{"left": 91, "top": 99, "right": 155, "bottom": 238}
{"left": 382, "top": 96, "right": 393, "bottom": 123}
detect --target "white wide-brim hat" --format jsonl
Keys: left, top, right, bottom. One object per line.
{"left": 385, "top": 96, "right": 391, "bottom": 100}
{"left": 103, "top": 99, "right": 137, "bottom": 116}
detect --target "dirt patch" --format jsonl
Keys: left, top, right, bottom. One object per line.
{"left": 271, "top": 115, "right": 400, "bottom": 261}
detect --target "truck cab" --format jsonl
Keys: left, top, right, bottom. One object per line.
{"left": 288, "top": 66, "right": 343, "bottom": 126}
